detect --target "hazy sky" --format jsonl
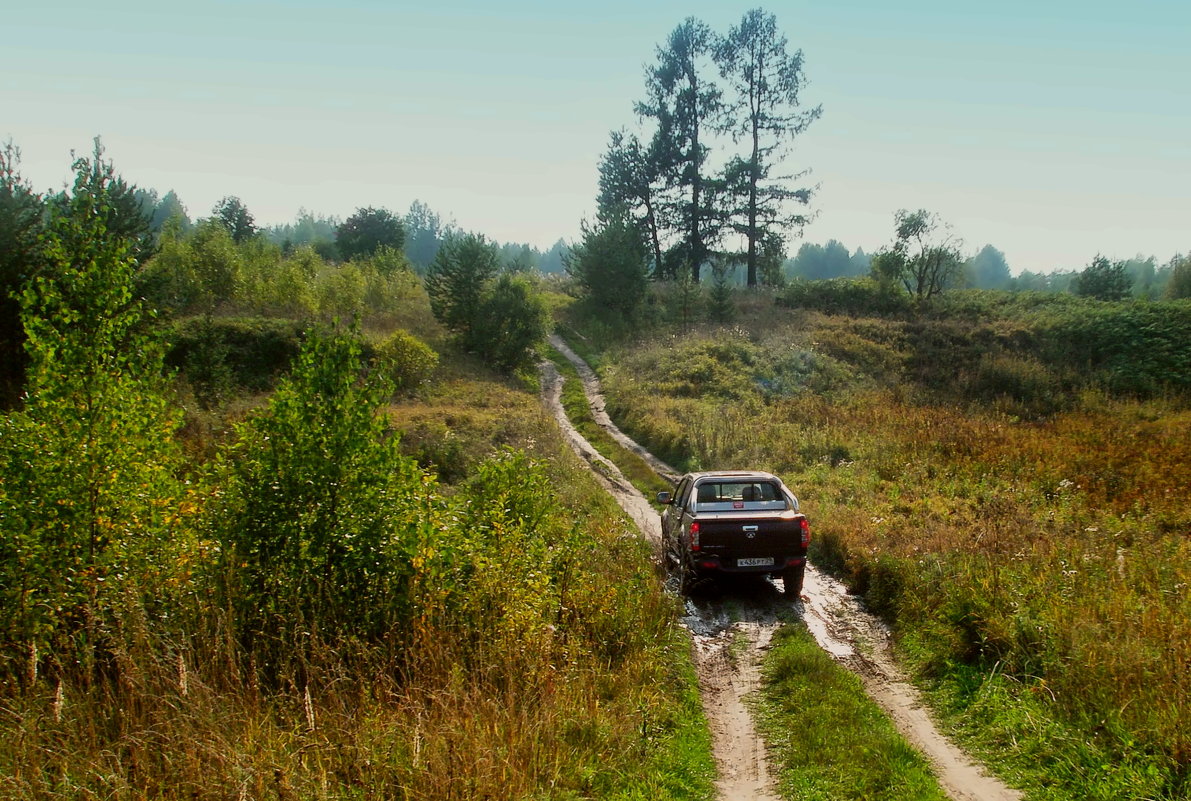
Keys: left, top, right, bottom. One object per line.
{"left": 4, "top": 0, "right": 1188, "bottom": 273}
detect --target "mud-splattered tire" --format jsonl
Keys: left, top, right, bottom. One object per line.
{"left": 782, "top": 562, "right": 805, "bottom": 598}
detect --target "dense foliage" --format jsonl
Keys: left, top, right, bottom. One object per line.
{"left": 1073, "top": 254, "right": 1133, "bottom": 301}
{"left": 425, "top": 233, "right": 549, "bottom": 371}
{"left": 335, "top": 206, "right": 405, "bottom": 261}
{"left": 565, "top": 215, "right": 651, "bottom": 324}
{"left": 1, "top": 144, "right": 182, "bottom": 680}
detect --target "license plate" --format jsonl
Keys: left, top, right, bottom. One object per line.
{"left": 737, "top": 557, "right": 774, "bottom": 567}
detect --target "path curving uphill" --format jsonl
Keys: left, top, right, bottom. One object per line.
{"left": 541, "top": 335, "right": 1022, "bottom": 801}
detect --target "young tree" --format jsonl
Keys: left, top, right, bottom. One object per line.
{"left": 471, "top": 274, "right": 550, "bottom": 372}
{"left": 707, "top": 257, "right": 736, "bottom": 322}
{"left": 336, "top": 206, "right": 406, "bottom": 262}
{"left": 1073, "top": 255, "right": 1131, "bottom": 301}
{"left": 212, "top": 195, "right": 257, "bottom": 243}
{"left": 218, "top": 326, "right": 421, "bottom": 646}
{"left": 565, "top": 215, "right": 650, "bottom": 322}
{"left": 757, "top": 232, "right": 787, "bottom": 288}
{"left": 0, "top": 141, "right": 45, "bottom": 406}
{"left": 638, "top": 17, "right": 723, "bottom": 283}
{"left": 715, "top": 9, "right": 820, "bottom": 287}
{"left": 874, "top": 209, "right": 964, "bottom": 301}
{"left": 1, "top": 144, "right": 181, "bottom": 665}
{"left": 424, "top": 232, "right": 501, "bottom": 343}
{"left": 44, "top": 139, "right": 156, "bottom": 266}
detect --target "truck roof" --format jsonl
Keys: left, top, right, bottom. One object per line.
{"left": 686, "top": 470, "right": 781, "bottom": 482}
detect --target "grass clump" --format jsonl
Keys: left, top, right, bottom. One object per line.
{"left": 755, "top": 622, "right": 948, "bottom": 801}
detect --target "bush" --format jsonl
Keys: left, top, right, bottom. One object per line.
{"left": 166, "top": 317, "right": 305, "bottom": 393}
{"left": 778, "top": 276, "right": 912, "bottom": 316}
{"left": 565, "top": 216, "right": 649, "bottom": 323}
{"left": 216, "top": 327, "right": 422, "bottom": 653}
{"left": 1035, "top": 300, "right": 1191, "bottom": 396}
{"left": 375, "top": 329, "right": 438, "bottom": 395}
{"left": 963, "top": 352, "right": 1065, "bottom": 419}
{"left": 469, "top": 273, "right": 551, "bottom": 372}
{"left": 1, "top": 147, "right": 184, "bottom": 672}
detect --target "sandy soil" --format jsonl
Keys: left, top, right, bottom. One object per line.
{"left": 540, "top": 338, "right": 1021, "bottom": 801}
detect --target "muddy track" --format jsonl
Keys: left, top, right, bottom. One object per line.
{"left": 541, "top": 335, "right": 1020, "bottom": 801}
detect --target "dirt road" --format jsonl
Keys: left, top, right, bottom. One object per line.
{"left": 542, "top": 335, "right": 1021, "bottom": 801}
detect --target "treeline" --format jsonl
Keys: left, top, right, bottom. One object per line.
{"left": 259, "top": 202, "right": 568, "bottom": 275}
{"left": 786, "top": 238, "right": 1188, "bottom": 298}
{"left": 0, "top": 139, "right": 562, "bottom": 407}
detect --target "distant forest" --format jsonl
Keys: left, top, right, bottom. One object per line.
{"left": 122, "top": 188, "right": 569, "bottom": 275}
{"left": 118, "top": 186, "right": 1184, "bottom": 299}
{"left": 784, "top": 239, "right": 1182, "bottom": 298}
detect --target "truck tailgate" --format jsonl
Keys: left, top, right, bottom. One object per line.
{"left": 694, "top": 512, "right": 806, "bottom": 559}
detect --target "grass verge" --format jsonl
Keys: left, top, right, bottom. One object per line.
{"left": 910, "top": 649, "right": 1188, "bottom": 801}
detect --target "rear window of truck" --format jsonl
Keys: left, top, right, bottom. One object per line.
{"left": 694, "top": 481, "right": 787, "bottom": 509}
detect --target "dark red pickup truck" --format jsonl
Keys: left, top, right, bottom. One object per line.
{"left": 657, "top": 470, "right": 810, "bottom": 596}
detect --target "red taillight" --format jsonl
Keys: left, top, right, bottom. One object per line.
{"left": 690, "top": 521, "right": 701, "bottom": 551}
{"left": 800, "top": 517, "right": 811, "bottom": 547}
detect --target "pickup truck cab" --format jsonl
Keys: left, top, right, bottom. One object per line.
{"left": 657, "top": 471, "right": 810, "bottom": 596}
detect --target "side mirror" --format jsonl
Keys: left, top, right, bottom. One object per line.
{"left": 656, "top": 491, "right": 673, "bottom": 505}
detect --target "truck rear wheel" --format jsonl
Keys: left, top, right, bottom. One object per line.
{"left": 782, "top": 562, "right": 805, "bottom": 598}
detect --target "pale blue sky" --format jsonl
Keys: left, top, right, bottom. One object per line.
{"left": 4, "top": 0, "right": 1188, "bottom": 273}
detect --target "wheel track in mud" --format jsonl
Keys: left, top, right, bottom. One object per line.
{"left": 541, "top": 335, "right": 1021, "bottom": 801}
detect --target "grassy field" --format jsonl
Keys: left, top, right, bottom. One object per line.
{"left": 572, "top": 292, "right": 1191, "bottom": 801}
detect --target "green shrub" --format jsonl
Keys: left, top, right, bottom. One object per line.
{"left": 318, "top": 261, "right": 367, "bottom": 320}
{"left": 778, "top": 276, "right": 912, "bottom": 316}
{"left": 963, "top": 351, "right": 1065, "bottom": 419}
{"left": 375, "top": 329, "right": 438, "bottom": 395}
{"left": 216, "top": 326, "right": 423, "bottom": 654}
{"left": 469, "top": 273, "right": 550, "bottom": 372}
{"left": 1, "top": 147, "right": 184, "bottom": 671}
{"left": 166, "top": 317, "right": 305, "bottom": 393}
{"left": 1035, "top": 301, "right": 1191, "bottom": 396}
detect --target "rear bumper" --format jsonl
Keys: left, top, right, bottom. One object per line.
{"left": 692, "top": 554, "right": 806, "bottom": 574}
